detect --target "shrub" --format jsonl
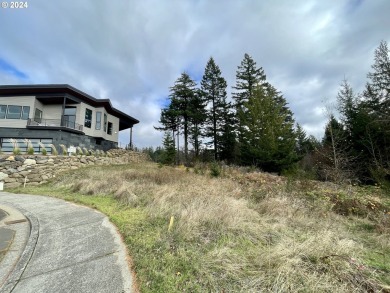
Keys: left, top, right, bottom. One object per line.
{"left": 50, "top": 144, "right": 58, "bottom": 156}
{"left": 59, "top": 144, "right": 67, "bottom": 155}
{"left": 9, "top": 138, "right": 21, "bottom": 155}
{"left": 24, "top": 139, "right": 34, "bottom": 155}
{"left": 38, "top": 142, "right": 47, "bottom": 155}
{"left": 210, "top": 162, "right": 221, "bottom": 178}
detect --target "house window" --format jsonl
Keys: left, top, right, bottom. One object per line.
{"left": 104, "top": 113, "right": 107, "bottom": 132}
{"left": 21, "top": 106, "right": 30, "bottom": 120}
{"left": 6, "top": 105, "right": 22, "bottom": 119}
{"left": 34, "top": 108, "right": 42, "bottom": 123}
{"left": 107, "top": 122, "right": 113, "bottom": 135}
{"left": 0, "top": 105, "right": 6, "bottom": 119}
{"left": 64, "top": 107, "right": 76, "bottom": 128}
{"left": 0, "top": 138, "right": 53, "bottom": 154}
{"left": 96, "top": 111, "right": 101, "bottom": 130}
{"left": 84, "top": 108, "right": 92, "bottom": 128}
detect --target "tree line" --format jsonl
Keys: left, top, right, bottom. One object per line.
{"left": 151, "top": 41, "right": 390, "bottom": 185}
{"left": 154, "top": 54, "right": 299, "bottom": 173}
{"left": 318, "top": 41, "right": 390, "bottom": 184}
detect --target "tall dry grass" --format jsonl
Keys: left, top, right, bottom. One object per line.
{"left": 54, "top": 163, "right": 389, "bottom": 292}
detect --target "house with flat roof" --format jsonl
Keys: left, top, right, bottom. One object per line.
{"left": 0, "top": 84, "right": 139, "bottom": 153}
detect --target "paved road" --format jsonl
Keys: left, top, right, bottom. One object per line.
{"left": 0, "top": 192, "right": 134, "bottom": 293}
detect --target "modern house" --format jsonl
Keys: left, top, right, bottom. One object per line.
{"left": 0, "top": 84, "right": 139, "bottom": 153}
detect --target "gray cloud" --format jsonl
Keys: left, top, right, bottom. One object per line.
{"left": 1, "top": 0, "right": 389, "bottom": 147}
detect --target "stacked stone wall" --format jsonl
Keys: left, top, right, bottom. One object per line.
{"left": 0, "top": 149, "right": 150, "bottom": 189}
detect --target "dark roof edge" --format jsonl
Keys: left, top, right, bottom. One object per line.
{"left": 0, "top": 84, "right": 139, "bottom": 125}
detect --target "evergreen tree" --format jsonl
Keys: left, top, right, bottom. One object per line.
{"left": 169, "top": 72, "right": 198, "bottom": 163}
{"left": 365, "top": 40, "right": 390, "bottom": 107}
{"left": 360, "top": 41, "right": 390, "bottom": 181}
{"left": 295, "top": 123, "right": 314, "bottom": 156}
{"left": 161, "top": 132, "right": 176, "bottom": 165}
{"left": 240, "top": 84, "right": 297, "bottom": 172}
{"left": 216, "top": 96, "right": 237, "bottom": 163}
{"left": 232, "top": 54, "right": 268, "bottom": 163}
{"left": 189, "top": 89, "right": 207, "bottom": 159}
{"left": 232, "top": 53, "right": 267, "bottom": 108}
{"left": 200, "top": 57, "right": 229, "bottom": 160}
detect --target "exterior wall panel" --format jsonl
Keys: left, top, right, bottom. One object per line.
{"left": 0, "top": 96, "right": 35, "bottom": 128}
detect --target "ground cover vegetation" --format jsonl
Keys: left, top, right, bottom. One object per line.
{"left": 11, "top": 162, "right": 390, "bottom": 292}
{"left": 151, "top": 41, "right": 390, "bottom": 187}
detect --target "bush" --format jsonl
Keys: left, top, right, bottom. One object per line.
{"left": 210, "top": 162, "right": 221, "bottom": 178}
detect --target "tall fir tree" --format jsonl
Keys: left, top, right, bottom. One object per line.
{"left": 189, "top": 89, "right": 207, "bottom": 159}
{"left": 361, "top": 41, "right": 390, "bottom": 181}
{"left": 169, "top": 72, "right": 198, "bottom": 163}
{"left": 232, "top": 54, "right": 268, "bottom": 162}
{"left": 240, "top": 84, "right": 297, "bottom": 172}
{"left": 161, "top": 132, "right": 176, "bottom": 165}
{"left": 201, "top": 57, "right": 229, "bottom": 160}
{"left": 216, "top": 96, "right": 237, "bottom": 162}
{"left": 232, "top": 53, "right": 267, "bottom": 108}
{"left": 365, "top": 40, "right": 390, "bottom": 107}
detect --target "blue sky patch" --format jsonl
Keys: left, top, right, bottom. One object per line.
{"left": 0, "top": 58, "right": 28, "bottom": 79}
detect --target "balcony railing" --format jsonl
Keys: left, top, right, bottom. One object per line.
{"left": 27, "top": 118, "right": 83, "bottom": 131}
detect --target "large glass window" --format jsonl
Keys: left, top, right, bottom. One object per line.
{"left": 84, "top": 108, "right": 92, "bottom": 128}
{"left": 21, "top": 106, "right": 30, "bottom": 120}
{"left": 0, "top": 138, "right": 53, "bottom": 154}
{"left": 96, "top": 111, "right": 102, "bottom": 130}
{"left": 34, "top": 108, "right": 42, "bottom": 123}
{"left": 6, "top": 105, "right": 22, "bottom": 119}
{"left": 63, "top": 107, "right": 76, "bottom": 128}
{"left": 107, "top": 122, "right": 113, "bottom": 135}
{"left": 0, "top": 105, "right": 6, "bottom": 119}
{"left": 104, "top": 113, "right": 107, "bottom": 132}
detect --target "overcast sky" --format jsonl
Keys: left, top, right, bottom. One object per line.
{"left": 0, "top": 0, "right": 389, "bottom": 148}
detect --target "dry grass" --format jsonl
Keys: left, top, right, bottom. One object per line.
{"left": 29, "top": 163, "right": 390, "bottom": 292}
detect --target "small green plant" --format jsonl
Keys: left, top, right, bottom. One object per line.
{"left": 59, "top": 144, "right": 67, "bottom": 155}
{"left": 83, "top": 147, "right": 89, "bottom": 155}
{"left": 9, "top": 139, "right": 21, "bottom": 155}
{"left": 89, "top": 149, "right": 95, "bottom": 156}
{"left": 210, "top": 161, "right": 221, "bottom": 178}
{"left": 38, "top": 142, "right": 47, "bottom": 155}
{"left": 76, "top": 147, "right": 83, "bottom": 155}
{"left": 50, "top": 144, "right": 58, "bottom": 156}
{"left": 24, "top": 139, "right": 34, "bottom": 155}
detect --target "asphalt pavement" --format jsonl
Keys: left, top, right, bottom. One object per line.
{"left": 0, "top": 192, "right": 134, "bottom": 293}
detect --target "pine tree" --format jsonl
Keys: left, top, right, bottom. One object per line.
{"left": 161, "top": 132, "right": 176, "bottom": 165}
{"left": 365, "top": 40, "right": 390, "bottom": 107}
{"left": 295, "top": 123, "right": 313, "bottom": 156}
{"left": 189, "top": 89, "right": 207, "bottom": 159}
{"left": 240, "top": 84, "right": 297, "bottom": 172}
{"left": 232, "top": 54, "right": 268, "bottom": 163}
{"left": 169, "top": 72, "right": 198, "bottom": 163}
{"left": 201, "top": 57, "right": 229, "bottom": 160}
{"left": 216, "top": 96, "right": 236, "bottom": 162}
{"left": 232, "top": 53, "right": 267, "bottom": 108}
{"left": 361, "top": 41, "right": 390, "bottom": 181}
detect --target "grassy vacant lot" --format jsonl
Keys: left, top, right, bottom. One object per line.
{"left": 11, "top": 162, "right": 390, "bottom": 292}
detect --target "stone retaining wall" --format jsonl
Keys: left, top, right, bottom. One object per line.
{"left": 0, "top": 149, "right": 150, "bottom": 189}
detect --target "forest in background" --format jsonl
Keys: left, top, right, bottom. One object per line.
{"left": 140, "top": 41, "right": 390, "bottom": 186}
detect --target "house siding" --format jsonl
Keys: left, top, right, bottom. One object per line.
{"left": 78, "top": 104, "right": 119, "bottom": 142}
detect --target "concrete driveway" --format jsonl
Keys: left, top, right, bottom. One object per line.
{"left": 0, "top": 192, "right": 134, "bottom": 293}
